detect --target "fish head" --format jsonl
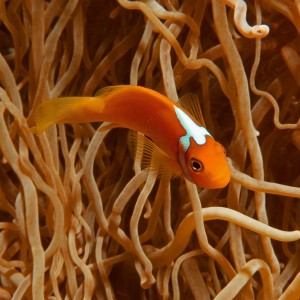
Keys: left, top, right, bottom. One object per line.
{"left": 178, "top": 136, "right": 230, "bottom": 189}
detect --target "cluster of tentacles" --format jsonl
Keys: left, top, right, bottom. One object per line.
{"left": 0, "top": 0, "right": 299, "bottom": 299}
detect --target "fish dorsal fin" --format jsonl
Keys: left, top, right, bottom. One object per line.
{"left": 178, "top": 93, "right": 206, "bottom": 127}
{"left": 128, "top": 131, "right": 179, "bottom": 179}
{"left": 94, "top": 85, "right": 127, "bottom": 97}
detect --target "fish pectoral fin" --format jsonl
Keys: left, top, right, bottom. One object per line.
{"left": 178, "top": 93, "right": 206, "bottom": 127}
{"left": 98, "top": 122, "right": 121, "bottom": 132}
{"left": 128, "top": 131, "right": 179, "bottom": 179}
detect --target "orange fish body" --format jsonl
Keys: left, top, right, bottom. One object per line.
{"left": 30, "top": 85, "right": 230, "bottom": 189}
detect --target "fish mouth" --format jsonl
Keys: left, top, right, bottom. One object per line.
{"left": 203, "top": 171, "right": 231, "bottom": 189}
{"left": 215, "top": 173, "right": 231, "bottom": 188}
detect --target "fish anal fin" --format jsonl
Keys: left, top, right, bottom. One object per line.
{"left": 98, "top": 122, "right": 121, "bottom": 132}
{"left": 128, "top": 131, "right": 179, "bottom": 179}
{"left": 178, "top": 93, "right": 206, "bottom": 127}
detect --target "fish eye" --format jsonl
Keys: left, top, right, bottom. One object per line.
{"left": 190, "top": 159, "right": 204, "bottom": 173}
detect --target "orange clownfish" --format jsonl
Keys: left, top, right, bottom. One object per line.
{"left": 30, "top": 85, "right": 230, "bottom": 189}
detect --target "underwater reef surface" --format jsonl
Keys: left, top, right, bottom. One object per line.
{"left": 0, "top": 0, "right": 299, "bottom": 299}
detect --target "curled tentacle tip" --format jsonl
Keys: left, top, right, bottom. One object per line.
{"left": 252, "top": 24, "right": 269, "bottom": 38}
{"left": 140, "top": 275, "right": 156, "bottom": 289}
{"left": 143, "top": 211, "right": 151, "bottom": 219}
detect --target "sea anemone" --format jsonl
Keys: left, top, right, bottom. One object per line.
{"left": 0, "top": 0, "right": 299, "bottom": 299}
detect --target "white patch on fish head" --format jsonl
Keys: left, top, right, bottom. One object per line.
{"left": 174, "top": 106, "right": 211, "bottom": 152}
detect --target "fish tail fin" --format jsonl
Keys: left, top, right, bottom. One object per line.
{"left": 29, "top": 97, "right": 98, "bottom": 135}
